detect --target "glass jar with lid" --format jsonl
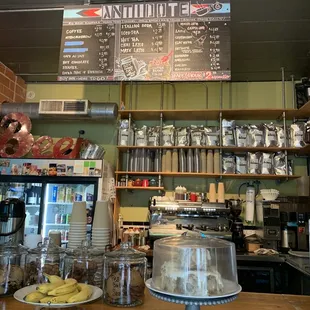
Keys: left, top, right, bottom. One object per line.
{"left": 103, "top": 242, "right": 147, "bottom": 307}
{"left": 24, "top": 237, "right": 65, "bottom": 285}
{"left": 152, "top": 235, "right": 240, "bottom": 297}
{"left": 64, "top": 240, "right": 104, "bottom": 288}
{"left": 0, "top": 240, "right": 27, "bottom": 296}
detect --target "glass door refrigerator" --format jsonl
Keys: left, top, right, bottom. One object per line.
{"left": 42, "top": 182, "right": 97, "bottom": 243}
{"left": 0, "top": 158, "right": 103, "bottom": 246}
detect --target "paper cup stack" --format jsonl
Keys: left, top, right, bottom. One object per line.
{"left": 91, "top": 201, "right": 111, "bottom": 250}
{"left": 68, "top": 201, "right": 87, "bottom": 249}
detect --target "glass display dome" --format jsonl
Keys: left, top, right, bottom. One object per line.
{"left": 152, "top": 235, "right": 239, "bottom": 297}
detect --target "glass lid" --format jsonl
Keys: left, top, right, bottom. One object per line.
{"left": 66, "top": 240, "right": 104, "bottom": 257}
{"left": 104, "top": 242, "right": 146, "bottom": 259}
{"left": 28, "top": 237, "right": 64, "bottom": 254}
{"left": 155, "top": 235, "right": 234, "bottom": 249}
{"left": 0, "top": 239, "right": 27, "bottom": 255}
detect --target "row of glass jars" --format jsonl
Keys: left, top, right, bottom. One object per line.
{"left": 0, "top": 239, "right": 147, "bottom": 307}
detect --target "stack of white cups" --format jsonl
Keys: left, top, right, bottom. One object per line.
{"left": 68, "top": 201, "right": 87, "bottom": 249}
{"left": 92, "top": 200, "right": 111, "bottom": 250}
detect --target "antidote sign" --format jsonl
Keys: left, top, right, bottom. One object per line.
{"left": 58, "top": 0, "right": 231, "bottom": 82}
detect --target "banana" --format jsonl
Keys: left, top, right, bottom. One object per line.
{"left": 67, "top": 284, "right": 92, "bottom": 303}
{"left": 50, "top": 289, "right": 79, "bottom": 304}
{"left": 43, "top": 273, "right": 63, "bottom": 284}
{"left": 48, "top": 279, "right": 78, "bottom": 296}
{"left": 40, "top": 296, "right": 54, "bottom": 303}
{"left": 25, "top": 291, "right": 46, "bottom": 303}
{"left": 37, "top": 281, "right": 64, "bottom": 294}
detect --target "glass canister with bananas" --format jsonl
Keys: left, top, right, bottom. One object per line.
{"left": 103, "top": 242, "right": 147, "bottom": 307}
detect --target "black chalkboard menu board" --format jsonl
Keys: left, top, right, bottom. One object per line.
{"left": 58, "top": 1, "right": 231, "bottom": 82}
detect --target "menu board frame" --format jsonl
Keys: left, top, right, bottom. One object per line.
{"left": 58, "top": 1, "right": 231, "bottom": 82}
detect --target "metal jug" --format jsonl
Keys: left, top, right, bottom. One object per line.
{"left": 0, "top": 198, "right": 26, "bottom": 245}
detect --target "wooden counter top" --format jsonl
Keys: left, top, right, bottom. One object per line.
{"left": 2, "top": 291, "right": 310, "bottom": 310}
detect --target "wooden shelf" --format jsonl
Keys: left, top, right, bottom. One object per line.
{"left": 115, "top": 171, "right": 299, "bottom": 179}
{"left": 296, "top": 144, "right": 310, "bottom": 156}
{"left": 116, "top": 186, "right": 164, "bottom": 190}
{"left": 294, "top": 100, "right": 310, "bottom": 118}
{"left": 120, "top": 109, "right": 297, "bottom": 121}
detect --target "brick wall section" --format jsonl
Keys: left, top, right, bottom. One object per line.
{"left": 0, "top": 62, "right": 26, "bottom": 103}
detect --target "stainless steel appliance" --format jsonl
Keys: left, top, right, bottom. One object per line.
{"left": 148, "top": 197, "right": 231, "bottom": 242}
{"left": 257, "top": 201, "right": 281, "bottom": 250}
{"left": 0, "top": 198, "right": 26, "bottom": 245}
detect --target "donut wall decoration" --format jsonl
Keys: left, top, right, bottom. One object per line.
{"left": 0, "top": 113, "right": 84, "bottom": 159}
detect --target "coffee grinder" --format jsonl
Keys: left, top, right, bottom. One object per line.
{"left": 228, "top": 199, "right": 245, "bottom": 251}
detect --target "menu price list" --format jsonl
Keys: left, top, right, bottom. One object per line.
{"left": 58, "top": 23, "right": 116, "bottom": 81}
{"left": 120, "top": 22, "right": 169, "bottom": 55}
{"left": 173, "top": 21, "right": 230, "bottom": 73}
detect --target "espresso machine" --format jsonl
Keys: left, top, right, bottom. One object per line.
{"left": 0, "top": 198, "right": 26, "bottom": 245}
{"left": 148, "top": 196, "right": 231, "bottom": 246}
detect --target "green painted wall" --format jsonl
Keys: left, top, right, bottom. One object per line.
{"left": 26, "top": 82, "right": 307, "bottom": 206}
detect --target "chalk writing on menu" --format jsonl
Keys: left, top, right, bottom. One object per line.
{"left": 58, "top": 1, "right": 231, "bottom": 82}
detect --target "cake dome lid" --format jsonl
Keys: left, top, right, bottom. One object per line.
{"left": 155, "top": 235, "right": 234, "bottom": 249}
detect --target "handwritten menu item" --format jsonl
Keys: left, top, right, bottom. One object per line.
{"left": 58, "top": 1, "right": 231, "bottom": 82}
{"left": 59, "top": 22, "right": 115, "bottom": 81}
{"left": 173, "top": 21, "right": 230, "bottom": 79}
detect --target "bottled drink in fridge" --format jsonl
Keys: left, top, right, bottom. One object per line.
{"left": 58, "top": 186, "right": 65, "bottom": 203}
{"left": 55, "top": 213, "right": 61, "bottom": 224}
{"left": 74, "top": 185, "right": 84, "bottom": 201}
{"left": 187, "top": 149, "right": 193, "bottom": 173}
{"left": 65, "top": 187, "right": 73, "bottom": 203}
{"left": 52, "top": 186, "right": 58, "bottom": 202}
{"left": 61, "top": 214, "right": 67, "bottom": 224}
